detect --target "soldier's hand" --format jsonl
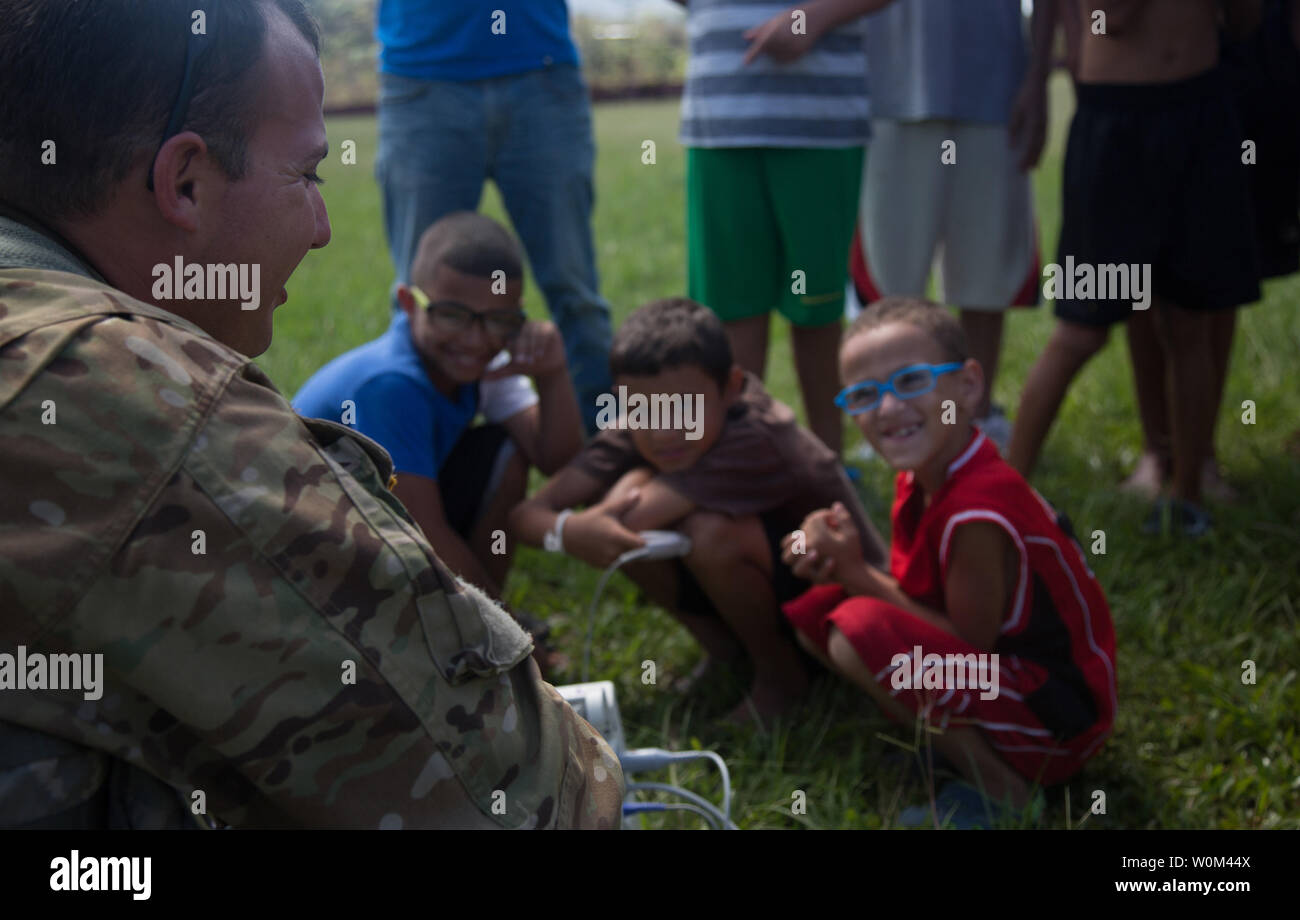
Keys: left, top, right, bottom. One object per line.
{"left": 565, "top": 494, "right": 647, "bottom": 568}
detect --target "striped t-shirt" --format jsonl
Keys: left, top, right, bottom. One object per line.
{"left": 680, "top": 0, "right": 871, "bottom": 148}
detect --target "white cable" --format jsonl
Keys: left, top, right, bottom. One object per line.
{"left": 627, "top": 782, "right": 738, "bottom": 830}
{"left": 625, "top": 799, "right": 722, "bottom": 830}
{"left": 619, "top": 748, "right": 732, "bottom": 824}
{"left": 581, "top": 532, "right": 691, "bottom": 682}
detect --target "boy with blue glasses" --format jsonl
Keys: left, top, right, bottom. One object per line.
{"left": 781, "top": 296, "right": 1117, "bottom": 827}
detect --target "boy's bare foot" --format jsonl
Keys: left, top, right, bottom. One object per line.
{"left": 672, "top": 655, "right": 743, "bottom": 696}
{"left": 722, "top": 683, "right": 803, "bottom": 731}
{"left": 1119, "top": 451, "right": 1167, "bottom": 499}
{"left": 1200, "top": 459, "right": 1240, "bottom": 504}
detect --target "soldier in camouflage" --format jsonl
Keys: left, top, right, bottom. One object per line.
{"left": 0, "top": 0, "right": 623, "bottom": 828}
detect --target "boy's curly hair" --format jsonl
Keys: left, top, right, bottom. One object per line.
{"left": 610, "top": 297, "right": 733, "bottom": 390}
{"left": 846, "top": 296, "right": 968, "bottom": 364}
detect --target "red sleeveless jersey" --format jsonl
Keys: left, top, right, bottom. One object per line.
{"left": 890, "top": 430, "right": 1118, "bottom": 748}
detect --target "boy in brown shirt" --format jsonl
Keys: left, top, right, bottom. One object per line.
{"left": 511, "top": 298, "right": 886, "bottom": 724}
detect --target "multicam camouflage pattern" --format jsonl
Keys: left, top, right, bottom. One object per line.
{"left": 0, "top": 267, "right": 624, "bottom": 828}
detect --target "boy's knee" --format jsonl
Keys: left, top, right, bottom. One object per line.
{"left": 1050, "top": 321, "right": 1108, "bottom": 364}
{"left": 501, "top": 447, "right": 529, "bottom": 501}
{"left": 682, "top": 511, "right": 768, "bottom": 568}
{"left": 826, "top": 626, "right": 866, "bottom": 674}
{"left": 1151, "top": 305, "right": 1209, "bottom": 349}
{"left": 605, "top": 466, "right": 655, "bottom": 504}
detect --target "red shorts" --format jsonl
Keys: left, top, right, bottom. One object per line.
{"left": 784, "top": 585, "right": 1109, "bottom": 786}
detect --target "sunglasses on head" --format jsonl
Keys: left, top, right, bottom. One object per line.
{"left": 147, "top": 24, "right": 207, "bottom": 192}
{"left": 834, "top": 362, "right": 963, "bottom": 415}
{"left": 409, "top": 286, "right": 527, "bottom": 340}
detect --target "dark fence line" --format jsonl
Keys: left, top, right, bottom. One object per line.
{"left": 323, "top": 82, "right": 684, "bottom": 117}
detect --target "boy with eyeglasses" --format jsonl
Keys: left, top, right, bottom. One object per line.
{"left": 294, "top": 213, "right": 584, "bottom": 635}
{"left": 780, "top": 296, "right": 1117, "bottom": 827}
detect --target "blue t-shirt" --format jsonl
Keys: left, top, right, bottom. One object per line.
{"left": 292, "top": 313, "right": 479, "bottom": 480}
{"left": 377, "top": 1, "right": 580, "bottom": 81}
{"left": 864, "top": 0, "right": 1028, "bottom": 125}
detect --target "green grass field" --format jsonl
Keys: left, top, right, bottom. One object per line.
{"left": 262, "top": 75, "right": 1300, "bottom": 829}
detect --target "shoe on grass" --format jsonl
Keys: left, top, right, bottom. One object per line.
{"left": 1141, "top": 498, "right": 1212, "bottom": 538}
{"left": 899, "top": 780, "right": 1044, "bottom": 830}
{"left": 975, "top": 405, "right": 1012, "bottom": 455}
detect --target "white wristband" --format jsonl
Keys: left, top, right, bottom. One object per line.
{"left": 544, "top": 509, "right": 572, "bottom": 553}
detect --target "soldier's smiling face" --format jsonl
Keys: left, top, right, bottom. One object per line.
{"left": 193, "top": 4, "right": 332, "bottom": 356}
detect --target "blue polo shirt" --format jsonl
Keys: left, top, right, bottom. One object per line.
{"left": 292, "top": 312, "right": 479, "bottom": 481}
{"left": 377, "top": 1, "right": 580, "bottom": 81}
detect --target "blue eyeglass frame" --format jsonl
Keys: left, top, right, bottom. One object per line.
{"left": 146, "top": 25, "right": 207, "bottom": 191}
{"left": 834, "top": 362, "right": 964, "bottom": 415}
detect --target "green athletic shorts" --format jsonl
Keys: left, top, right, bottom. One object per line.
{"left": 686, "top": 146, "right": 864, "bottom": 328}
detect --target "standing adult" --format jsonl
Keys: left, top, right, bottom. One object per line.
{"left": 374, "top": 1, "right": 614, "bottom": 433}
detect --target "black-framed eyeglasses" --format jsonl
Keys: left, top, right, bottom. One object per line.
{"left": 410, "top": 286, "right": 526, "bottom": 340}
{"left": 146, "top": 25, "right": 207, "bottom": 191}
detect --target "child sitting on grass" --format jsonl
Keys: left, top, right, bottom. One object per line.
{"left": 781, "top": 296, "right": 1117, "bottom": 826}
{"left": 511, "top": 298, "right": 886, "bottom": 725}
{"left": 293, "top": 212, "right": 583, "bottom": 669}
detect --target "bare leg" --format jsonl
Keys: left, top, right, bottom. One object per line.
{"left": 1006, "top": 319, "right": 1110, "bottom": 476}
{"left": 794, "top": 630, "right": 835, "bottom": 673}
{"left": 621, "top": 558, "right": 743, "bottom": 666}
{"left": 681, "top": 510, "right": 809, "bottom": 722}
{"left": 792, "top": 319, "right": 844, "bottom": 455}
{"left": 826, "top": 627, "right": 1030, "bottom": 808}
{"left": 1202, "top": 308, "right": 1240, "bottom": 502}
{"left": 725, "top": 314, "right": 770, "bottom": 380}
{"left": 1152, "top": 302, "right": 1214, "bottom": 504}
{"left": 468, "top": 448, "right": 529, "bottom": 590}
{"left": 960, "top": 309, "right": 1005, "bottom": 420}
{"left": 1121, "top": 308, "right": 1171, "bottom": 497}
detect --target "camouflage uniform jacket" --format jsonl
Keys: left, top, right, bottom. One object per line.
{"left": 0, "top": 217, "right": 623, "bottom": 828}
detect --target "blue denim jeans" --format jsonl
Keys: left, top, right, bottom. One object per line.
{"left": 375, "top": 64, "right": 613, "bottom": 433}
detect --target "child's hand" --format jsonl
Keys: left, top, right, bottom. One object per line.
{"left": 742, "top": 5, "right": 825, "bottom": 65}
{"left": 564, "top": 492, "right": 647, "bottom": 568}
{"left": 782, "top": 502, "right": 864, "bottom": 584}
{"left": 483, "top": 320, "right": 568, "bottom": 381}
{"left": 1008, "top": 77, "right": 1048, "bottom": 172}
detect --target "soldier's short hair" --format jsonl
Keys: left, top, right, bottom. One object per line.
{"left": 409, "top": 212, "right": 526, "bottom": 289}
{"left": 0, "top": 0, "right": 320, "bottom": 222}
{"left": 609, "top": 297, "right": 733, "bottom": 391}
{"left": 846, "top": 295, "right": 969, "bottom": 364}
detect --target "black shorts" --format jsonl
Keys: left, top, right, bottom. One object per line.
{"left": 672, "top": 512, "right": 810, "bottom": 628}
{"left": 1056, "top": 67, "right": 1261, "bottom": 327}
{"left": 1225, "top": 1, "right": 1300, "bottom": 280}
{"left": 437, "top": 424, "right": 513, "bottom": 538}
